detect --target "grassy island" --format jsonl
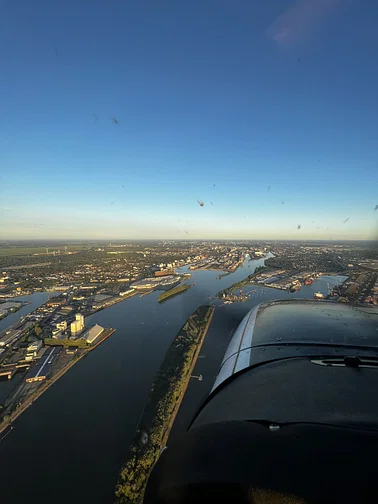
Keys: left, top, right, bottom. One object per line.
{"left": 157, "top": 283, "right": 191, "bottom": 303}
{"left": 115, "top": 305, "right": 214, "bottom": 504}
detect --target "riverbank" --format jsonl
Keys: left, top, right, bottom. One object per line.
{"left": 0, "top": 292, "right": 33, "bottom": 299}
{"left": 0, "top": 301, "right": 29, "bottom": 321}
{"left": 0, "top": 255, "right": 273, "bottom": 503}
{"left": 115, "top": 305, "right": 214, "bottom": 504}
{"left": 0, "top": 327, "right": 116, "bottom": 435}
{"left": 0, "top": 354, "right": 85, "bottom": 435}
{"left": 157, "top": 283, "right": 192, "bottom": 303}
{"left": 84, "top": 291, "right": 138, "bottom": 316}
{"left": 217, "top": 265, "right": 268, "bottom": 298}
{"left": 161, "top": 308, "right": 214, "bottom": 448}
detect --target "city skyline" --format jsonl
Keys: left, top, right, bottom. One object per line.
{"left": 1, "top": 0, "right": 377, "bottom": 240}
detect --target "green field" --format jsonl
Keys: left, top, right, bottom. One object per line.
{"left": 0, "top": 245, "right": 88, "bottom": 257}
{"left": 44, "top": 338, "right": 89, "bottom": 348}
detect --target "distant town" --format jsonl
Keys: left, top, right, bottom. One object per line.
{"left": 0, "top": 239, "right": 377, "bottom": 432}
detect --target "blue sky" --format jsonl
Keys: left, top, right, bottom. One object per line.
{"left": 1, "top": 0, "right": 377, "bottom": 240}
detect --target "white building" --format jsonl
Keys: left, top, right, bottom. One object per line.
{"left": 83, "top": 324, "right": 104, "bottom": 344}
{"left": 71, "top": 313, "right": 84, "bottom": 335}
{"left": 120, "top": 289, "right": 135, "bottom": 297}
{"left": 27, "top": 340, "right": 43, "bottom": 354}
{"left": 70, "top": 320, "right": 81, "bottom": 335}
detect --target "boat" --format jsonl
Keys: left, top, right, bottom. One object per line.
{"left": 290, "top": 280, "right": 301, "bottom": 292}
{"left": 290, "top": 285, "right": 301, "bottom": 292}
{"left": 304, "top": 278, "right": 314, "bottom": 285}
{"left": 314, "top": 292, "right": 324, "bottom": 299}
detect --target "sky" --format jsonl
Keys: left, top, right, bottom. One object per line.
{"left": 1, "top": 0, "right": 377, "bottom": 241}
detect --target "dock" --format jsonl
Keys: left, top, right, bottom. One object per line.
{"left": 0, "top": 362, "right": 30, "bottom": 380}
{"left": 0, "top": 367, "right": 16, "bottom": 380}
{"left": 88, "top": 327, "right": 116, "bottom": 351}
{"left": 0, "top": 327, "right": 116, "bottom": 434}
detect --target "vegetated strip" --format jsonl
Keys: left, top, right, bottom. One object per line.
{"left": 115, "top": 305, "right": 215, "bottom": 504}
{"left": 157, "top": 283, "right": 191, "bottom": 303}
{"left": 217, "top": 265, "right": 268, "bottom": 298}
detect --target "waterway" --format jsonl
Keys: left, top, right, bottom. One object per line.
{"left": 0, "top": 292, "right": 53, "bottom": 332}
{"left": 0, "top": 257, "right": 346, "bottom": 503}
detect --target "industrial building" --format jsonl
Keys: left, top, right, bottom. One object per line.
{"left": 92, "top": 296, "right": 118, "bottom": 309}
{"left": 25, "top": 347, "right": 60, "bottom": 383}
{"left": 58, "top": 305, "right": 74, "bottom": 315}
{"left": 46, "top": 297, "right": 66, "bottom": 307}
{"left": 154, "top": 269, "right": 175, "bottom": 277}
{"left": 131, "top": 275, "right": 179, "bottom": 290}
{"left": 93, "top": 294, "right": 112, "bottom": 304}
{"left": 56, "top": 320, "right": 67, "bottom": 331}
{"left": 0, "top": 329, "right": 21, "bottom": 347}
{"left": 25, "top": 340, "right": 43, "bottom": 359}
{"left": 70, "top": 313, "right": 84, "bottom": 335}
{"left": 82, "top": 324, "right": 104, "bottom": 344}
{"left": 120, "top": 288, "right": 135, "bottom": 297}
{"left": 66, "top": 346, "right": 78, "bottom": 355}
{"left": 27, "top": 340, "right": 43, "bottom": 353}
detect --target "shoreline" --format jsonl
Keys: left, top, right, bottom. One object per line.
{"left": 0, "top": 327, "right": 115, "bottom": 435}
{"left": 217, "top": 265, "right": 269, "bottom": 298}
{"left": 115, "top": 305, "right": 214, "bottom": 503}
{"left": 0, "top": 300, "right": 30, "bottom": 322}
{"left": 157, "top": 284, "right": 192, "bottom": 303}
{"left": 84, "top": 292, "right": 138, "bottom": 316}
{"left": 161, "top": 306, "right": 214, "bottom": 447}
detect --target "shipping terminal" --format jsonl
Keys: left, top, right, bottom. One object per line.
{"left": 0, "top": 324, "right": 116, "bottom": 434}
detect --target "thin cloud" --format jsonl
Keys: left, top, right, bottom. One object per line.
{"left": 11, "top": 222, "right": 44, "bottom": 228}
{"left": 267, "top": 0, "right": 340, "bottom": 49}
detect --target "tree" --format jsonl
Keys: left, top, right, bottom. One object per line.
{"left": 34, "top": 323, "right": 42, "bottom": 337}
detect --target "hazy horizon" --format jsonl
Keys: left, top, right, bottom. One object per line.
{"left": 0, "top": 237, "right": 376, "bottom": 245}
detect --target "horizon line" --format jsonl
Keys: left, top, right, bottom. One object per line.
{"left": 0, "top": 238, "right": 376, "bottom": 243}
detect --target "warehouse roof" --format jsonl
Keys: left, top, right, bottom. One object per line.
{"left": 84, "top": 324, "right": 104, "bottom": 343}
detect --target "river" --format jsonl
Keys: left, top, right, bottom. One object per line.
{"left": 0, "top": 257, "right": 346, "bottom": 503}
{"left": 0, "top": 292, "right": 53, "bottom": 332}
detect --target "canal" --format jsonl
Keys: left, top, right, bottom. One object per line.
{"left": 0, "top": 292, "right": 53, "bottom": 332}
{"left": 0, "top": 258, "right": 346, "bottom": 503}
